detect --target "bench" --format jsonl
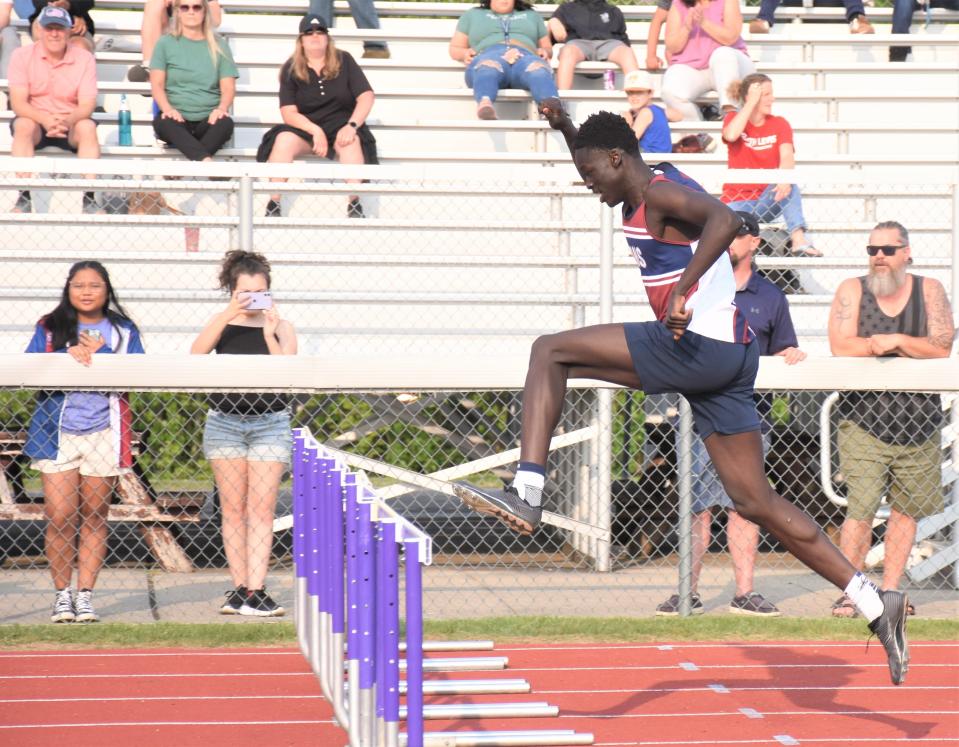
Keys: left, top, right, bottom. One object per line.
{"left": 0, "top": 430, "right": 203, "bottom": 573}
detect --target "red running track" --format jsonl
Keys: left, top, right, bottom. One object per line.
{"left": 1, "top": 640, "right": 957, "bottom": 746}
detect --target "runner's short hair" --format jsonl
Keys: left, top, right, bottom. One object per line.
{"left": 572, "top": 111, "right": 639, "bottom": 156}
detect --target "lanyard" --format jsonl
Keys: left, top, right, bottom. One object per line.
{"left": 498, "top": 12, "right": 514, "bottom": 43}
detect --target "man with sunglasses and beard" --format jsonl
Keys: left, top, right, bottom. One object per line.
{"left": 827, "top": 220, "right": 954, "bottom": 619}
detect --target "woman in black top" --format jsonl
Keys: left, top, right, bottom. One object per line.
{"left": 257, "top": 13, "right": 377, "bottom": 219}
{"left": 191, "top": 250, "right": 297, "bottom": 618}
{"left": 30, "top": 0, "right": 96, "bottom": 52}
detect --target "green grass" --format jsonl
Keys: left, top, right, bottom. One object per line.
{"left": 1, "top": 616, "right": 956, "bottom": 649}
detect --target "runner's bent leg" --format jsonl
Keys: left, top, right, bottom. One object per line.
{"left": 703, "top": 429, "right": 857, "bottom": 590}
{"left": 520, "top": 323, "right": 641, "bottom": 465}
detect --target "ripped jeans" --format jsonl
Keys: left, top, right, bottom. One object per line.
{"left": 465, "top": 44, "right": 559, "bottom": 104}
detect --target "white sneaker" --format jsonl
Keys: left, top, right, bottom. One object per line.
{"left": 75, "top": 590, "right": 100, "bottom": 623}
{"left": 51, "top": 587, "right": 75, "bottom": 623}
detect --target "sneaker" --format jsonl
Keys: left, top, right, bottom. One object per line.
{"left": 749, "top": 18, "right": 770, "bottom": 33}
{"left": 220, "top": 585, "right": 248, "bottom": 615}
{"left": 240, "top": 588, "right": 285, "bottom": 617}
{"left": 74, "top": 589, "right": 99, "bottom": 623}
{"left": 12, "top": 190, "right": 32, "bottom": 214}
{"left": 849, "top": 14, "right": 875, "bottom": 33}
{"left": 868, "top": 589, "right": 909, "bottom": 685}
{"left": 698, "top": 104, "right": 722, "bottom": 122}
{"left": 51, "top": 587, "right": 75, "bottom": 623}
{"left": 347, "top": 198, "right": 365, "bottom": 218}
{"left": 477, "top": 100, "right": 497, "bottom": 120}
{"left": 264, "top": 198, "right": 282, "bottom": 218}
{"left": 127, "top": 63, "right": 150, "bottom": 82}
{"left": 695, "top": 133, "right": 717, "bottom": 153}
{"left": 362, "top": 47, "right": 390, "bottom": 59}
{"left": 655, "top": 592, "right": 705, "bottom": 616}
{"left": 729, "top": 591, "right": 781, "bottom": 617}
{"left": 453, "top": 483, "right": 542, "bottom": 535}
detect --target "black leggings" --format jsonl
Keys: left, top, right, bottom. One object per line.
{"left": 153, "top": 115, "right": 234, "bottom": 161}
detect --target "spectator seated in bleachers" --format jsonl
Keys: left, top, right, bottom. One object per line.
{"left": 620, "top": 69, "right": 716, "bottom": 155}
{"left": 643, "top": 0, "right": 670, "bottom": 72}
{"left": 662, "top": 0, "right": 755, "bottom": 121}
{"left": 749, "top": 0, "right": 874, "bottom": 35}
{"left": 256, "top": 13, "right": 377, "bottom": 219}
{"left": 720, "top": 73, "right": 821, "bottom": 257}
{"left": 149, "top": 0, "right": 237, "bottom": 163}
{"left": 308, "top": 0, "right": 389, "bottom": 59}
{"left": 448, "top": 0, "right": 557, "bottom": 121}
{"left": 127, "top": 0, "right": 223, "bottom": 82}
{"left": 887, "top": 0, "right": 959, "bottom": 62}
{"left": 8, "top": 5, "right": 100, "bottom": 214}
{"left": 28, "top": 0, "right": 95, "bottom": 54}
{"left": 546, "top": 0, "right": 638, "bottom": 91}
{"left": 0, "top": 0, "right": 21, "bottom": 81}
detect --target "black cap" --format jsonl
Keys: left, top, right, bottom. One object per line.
{"left": 299, "top": 13, "right": 329, "bottom": 34}
{"left": 735, "top": 211, "right": 761, "bottom": 237}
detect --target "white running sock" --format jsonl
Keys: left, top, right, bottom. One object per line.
{"left": 844, "top": 572, "right": 884, "bottom": 622}
{"left": 512, "top": 469, "right": 545, "bottom": 506}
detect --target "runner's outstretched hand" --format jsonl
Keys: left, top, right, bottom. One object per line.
{"left": 540, "top": 97, "right": 571, "bottom": 131}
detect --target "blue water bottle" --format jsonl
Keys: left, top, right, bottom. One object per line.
{"left": 118, "top": 94, "right": 133, "bottom": 146}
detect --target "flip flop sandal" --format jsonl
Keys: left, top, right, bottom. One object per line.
{"left": 831, "top": 593, "right": 860, "bottom": 618}
{"left": 791, "top": 244, "right": 823, "bottom": 257}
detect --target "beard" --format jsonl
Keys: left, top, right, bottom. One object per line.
{"left": 866, "top": 265, "right": 908, "bottom": 298}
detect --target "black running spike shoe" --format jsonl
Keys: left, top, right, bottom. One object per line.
{"left": 453, "top": 483, "right": 542, "bottom": 535}
{"left": 868, "top": 589, "right": 910, "bottom": 685}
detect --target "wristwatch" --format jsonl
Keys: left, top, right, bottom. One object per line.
{"left": 348, "top": 121, "right": 358, "bottom": 128}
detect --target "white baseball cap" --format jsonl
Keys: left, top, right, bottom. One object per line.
{"left": 623, "top": 70, "right": 654, "bottom": 92}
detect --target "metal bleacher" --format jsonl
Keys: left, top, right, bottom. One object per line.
{"left": 0, "top": 1, "right": 957, "bottom": 357}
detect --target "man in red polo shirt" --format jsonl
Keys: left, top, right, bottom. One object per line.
{"left": 8, "top": 4, "right": 99, "bottom": 213}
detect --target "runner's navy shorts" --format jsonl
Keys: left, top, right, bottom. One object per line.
{"left": 623, "top": 321, "right": 761, "bottom": 439}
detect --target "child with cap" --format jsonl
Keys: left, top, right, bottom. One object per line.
{"left": 621, "top": 70, "right": 679, "bottom": 154}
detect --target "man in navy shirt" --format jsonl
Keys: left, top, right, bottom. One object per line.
{"left": 656, "top": 211, "right": 806, "bottom": 618}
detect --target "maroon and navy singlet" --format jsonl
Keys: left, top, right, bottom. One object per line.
{"left": 622, "top": 164, "right": 754, "bottom": 345}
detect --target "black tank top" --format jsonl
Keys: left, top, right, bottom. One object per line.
{"left": 207, "top": 324, "right": 290, "bottom": 415}
{"left": 837, "top": 275, "right": 942, "bottom": 446}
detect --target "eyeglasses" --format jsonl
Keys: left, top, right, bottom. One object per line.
{"left": 178, "top": 4, "right": 204, "bottom": 13}
{"left": 69, "top": 283, "right": 105, "bottom": 291}
{"left": 866, "top": 245, "right": 907, "bottom": 256}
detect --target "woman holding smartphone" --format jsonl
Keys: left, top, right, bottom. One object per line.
{"left": 191, "top": 250, "right": 297, "bottom": 616}
{"left": 24, "top": 261, "right": 145, "bottom": 623}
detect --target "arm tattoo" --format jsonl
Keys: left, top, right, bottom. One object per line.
{"left": 833, "top": 293, "right": 854, "bottom": 325}
{"left": 925, "top": 281, "right": 956, "bottom": 350}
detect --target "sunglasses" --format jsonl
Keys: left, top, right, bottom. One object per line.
{"left": 178, "top": 4, "right": 204, "bottom": 12}
{"left": 866, "top": 244, "right": 906, "bottom": 256}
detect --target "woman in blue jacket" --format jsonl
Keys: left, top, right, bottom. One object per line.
{"left": 25, "top": 261, "right": 144, "bottom": 624}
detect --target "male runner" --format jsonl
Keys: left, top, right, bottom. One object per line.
{"left": 455, "top": 104, "right": 910, "bottom": 685}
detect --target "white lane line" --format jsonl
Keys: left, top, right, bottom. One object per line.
{"left": 774, "top": 737, "right": 800, "bottom": 746}
{"left": 538, "top": 685, "right": 958, "bottom": 695}
{"left": 3, "top": 643, "right": 956, "bottom": 659}
{"left": 0, "top": 720, "right": 334, "bottom": 730}
{"left": 680, "top": 662, "right": 699, "bottom": 671}
{"left": 592, "top": 739, "right": 959, "bottom": 746}
{"left": 709, "top": 683, "right": 731, "bottom": 693}
{"left": 0, "top": 695, "right": 326, "bottom": 704}
{"left": 557, "top": 710, "right": 959, "bottom": 719}
{"left": 739, "top": 708, "right": 764, "bottom": 719}
{"left": 0, "top": 672, "right": 311, "bottom": 680}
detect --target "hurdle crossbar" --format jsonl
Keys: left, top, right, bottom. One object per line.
{"left": 292, "top": 427, "right": 594, "bottom": 747}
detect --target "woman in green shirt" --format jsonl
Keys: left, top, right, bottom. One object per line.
{"left": 449, "top": 0, "right": 557, "bottom": 120}
{"left": 150, "top": 0, "right": 238, "bottom": 161}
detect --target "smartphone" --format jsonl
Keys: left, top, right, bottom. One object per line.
{"left": 85, "top": 329, "right": 102, "bottom": 341}
{"left": 240, "top": 290, "right": 273, "bottom": 310}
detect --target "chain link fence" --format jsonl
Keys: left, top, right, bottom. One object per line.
{"left": 0, "top": 163, "right": 957, "bottom": 624}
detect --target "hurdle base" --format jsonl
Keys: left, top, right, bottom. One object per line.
{"left": 402, "top": 679, "right": 532, "bottom": 696}
{"left": 401, "top": 640, "right": 495, "bottom": 653}
{"left": 401, "top": 702, "right": 558, "bottom": 720}
{"left": 401, "top": 656, "right": 508, "bottom": 672}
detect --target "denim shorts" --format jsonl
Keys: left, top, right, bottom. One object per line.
{"left": 203, "top": 410, "right": 292, "bottom": 464}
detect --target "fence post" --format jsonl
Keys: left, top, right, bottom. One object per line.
{"left": 592, "top": 203, "right": 615, "bottom": 571}
{"left": 238, "top": 174, "right": 254, "bottom": 251}
{"left": 677, "top": 398, "right": 694, "bottom": 615}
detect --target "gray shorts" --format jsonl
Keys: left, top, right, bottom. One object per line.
{"left": 565, "top": 38, "right": 627, "bottom": 61}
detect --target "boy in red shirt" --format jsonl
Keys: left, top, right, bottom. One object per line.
{"left": 721, "top": 73, "right": 820, "bottom": 257}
